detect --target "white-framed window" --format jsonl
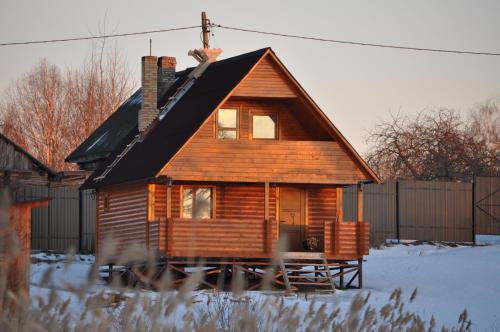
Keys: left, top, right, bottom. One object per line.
{"left": 182, "top": 187, "right": 213, "bottom": 219}
{"left": 217, "top": 108, "right": 238, "bottom": 140}
{"left": 252, "top": 114, "right": 277, "bottom": 139}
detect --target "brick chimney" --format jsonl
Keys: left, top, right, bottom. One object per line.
{"left": 157, "top": 56, "right": 177, "bottom": 98}
{"left": 138, "top": 56, "right": 158, "bottom": 132}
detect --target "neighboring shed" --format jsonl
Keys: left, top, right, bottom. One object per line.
{"left": 0, "top": 190, "right": 48, "bottom": 306}
{"left": 0, "top": 133, "right": 52, "bottom": 304}
{"left": 0, "top": 132, "right": 55, "bottom": 187}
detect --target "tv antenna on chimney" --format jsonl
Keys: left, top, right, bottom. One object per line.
{"left": 201, "top": 12, "right": 210, "bottom": 49}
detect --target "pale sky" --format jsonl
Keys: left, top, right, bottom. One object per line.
{"left": 1, "top": 0, "right": 499, "bottom": 153}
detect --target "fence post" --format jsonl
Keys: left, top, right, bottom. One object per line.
{"left": 472, "top": 175, "right": 476, "bottom": 246}
{"left": 78, "top": 189, "right": 83, "bottom": 253}
{"left": 395, "top": 181, "right": 400, "bottom": 243}
{"left": 47, "top": 186, "right": 51, "bottom": 251}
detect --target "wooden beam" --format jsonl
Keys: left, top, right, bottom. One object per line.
{"left": 166, "top": 184, "right": 172, "bottom": 254}
{"left": 166, "top": 185, "right": 172, "bottom": 219}
{"left": 357, "top": 184, "right": 363, "bottom": 222}
{"left": 264, "top": 182, "right": 270, "bottom": 220}
{"left": 336, "top": 187, "right": 343, "bottom": 222}
{"left": 148, "top": 184, "right": 155, "bottom": 222}
{"left": 96, "top": 190, "right": 100, "bottom": 257}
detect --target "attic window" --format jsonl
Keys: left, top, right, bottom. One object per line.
{"left": 217, "top": 108, "right": 238, "bottom": 140}
{"left": 252, "top": 114, "right": 277, "bottom": 139}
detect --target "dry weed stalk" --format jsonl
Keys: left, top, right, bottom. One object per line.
{"left": 0, "top": 225, "right": 473, "bottom": 331}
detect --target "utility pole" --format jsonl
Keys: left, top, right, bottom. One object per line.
{"left": 201, "top": 12, "right": 210, "bottom": 49}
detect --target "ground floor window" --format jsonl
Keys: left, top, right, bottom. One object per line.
{"left": 182, "top": 187, "right": 213, "bottom": 219}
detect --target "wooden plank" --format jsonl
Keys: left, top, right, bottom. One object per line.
{"left": 166, "top": 185, "right": 172, "bottom": 219}
{"left": 336, "top": 187, "right": 343, "bottom": 221}
{"left": 357, "top": 184, "right": 363, "bottom": 222}
{"left": 160, "top": 105, "right": 367, "bottom": 183}
{"left": 96, "top": 183, "right": 149, "bottom": 259}
{"left": 264, "top": 182, "right": 270, "bottom": 220}
{"left": 232, "top": 55, "right": 297, "bottom": 98}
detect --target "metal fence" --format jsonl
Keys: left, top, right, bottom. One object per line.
{"left": 475, "top": 176, "right": 500, "bottom": 235}
{"left": 12, "top": 186, "right": 95, "bottom": 253}
{"left": 13, "top": 177, "right": 499, "bottom": 252}
{"left": 344, "top": 177, "right": 499, "bottom": 246}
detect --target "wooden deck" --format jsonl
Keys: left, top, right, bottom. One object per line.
{"left": 104, "top": 254, "right": 363, "bottom": 293}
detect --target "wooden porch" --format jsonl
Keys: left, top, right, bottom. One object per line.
{"left": 149, "top": 217, "right": 370, "bottom": 261}
{"left": 105, "top": 250, "right": 365, "bottom": 293}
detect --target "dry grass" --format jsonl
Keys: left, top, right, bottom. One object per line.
{"left": 0, "top": 199, "right": 472, "bottom": 331}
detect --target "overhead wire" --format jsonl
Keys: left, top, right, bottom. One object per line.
{"left": 0, "top": 26, "right": 201, "bottom": 46}
{"left": 1, "top": 22, "right": 500, "bottom": 57}
{"left": 212, "top": 23, "right": 500, "bottom": 56}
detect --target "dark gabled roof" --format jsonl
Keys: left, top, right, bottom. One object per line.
{"left": 65, "top": 89, "right": 142, "bottom": 164}
{"left": 81, "top": 48, "right": 269, "bottom": 189}
{"left": 0, "top": 132, "right": 56, "bottom": 176}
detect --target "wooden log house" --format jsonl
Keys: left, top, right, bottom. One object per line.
{"left": 69, "top": 47, "right": 380, "bottom": 291}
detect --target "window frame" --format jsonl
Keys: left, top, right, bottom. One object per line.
{"left": 216, "top": 108, "right": 239, "bottom": 140}
{"left": 180, "top": 186, "right": 215, "bottom": 219}
{"left": 250, "top": 111, "right": 279, "bottom": 140}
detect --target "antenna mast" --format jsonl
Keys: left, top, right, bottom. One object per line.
{"left": 201, "top": 12, "right": 210, "bottom": 49}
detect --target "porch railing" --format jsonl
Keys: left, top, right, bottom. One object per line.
{"left": 165, "top": 218, "right": 277, "bottom": 258}
{"left": 323, "top": 220, "right": 370, "bottom": 259}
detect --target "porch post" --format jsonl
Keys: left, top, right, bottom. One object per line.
{"left": 166, "top": 185, "right": 172, "bottom": 219}
{"left": 264, "top": 182, "right": 270, "bottom": 220}
{"left": 357, "top": 183, "right": 363, "bottom": 222}
{"left": 336, "top": 187, "right": 343, "bottom": 222}
{"left": 166, "top": 181, "right": 172, "bottom": 253}
{"left": 264, "top": 182, "right": 270, "bottom": 254}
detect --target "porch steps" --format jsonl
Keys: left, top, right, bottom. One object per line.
{"left": 279, "top": 253, "right": 336, "bottom": 293}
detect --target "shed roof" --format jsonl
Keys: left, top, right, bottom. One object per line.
{"left": 0, "top": 132, "right": 55, "bottom": 176}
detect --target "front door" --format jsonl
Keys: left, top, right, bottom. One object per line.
{"left": 279, "top": 187, "right": 305, "bottom": 251}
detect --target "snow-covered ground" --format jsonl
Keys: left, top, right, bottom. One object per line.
{"left": 30, "top": 238, "right": 500, "bottom": 331}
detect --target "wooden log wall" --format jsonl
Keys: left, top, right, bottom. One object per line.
{"left": 151, "top": 184, "right": 167, "bottom": 252}
{"left": 231, "top": 55, "right": 297, "bottom": 98}
{"left": 307, "top": 187, "right": 337, "bottom": 242}
{"left": 168, "top": 218, "right": 276, "bottom": 258}
{"left": 162, "top": 140, "right": 365, "bottom": 184}
{"left": 151, "top": 184, "right": 278, "bottom": 256}
{"left": 323, "top": 220, "right": 370, "bottom": 260}
{"left": 215, "top": 185, "right": 276, "bottom": 220}
{"left": 157, "top": 184, "right": 277, "bottom": 220}
{"left": 160, "top": 96, "right": 367, "bottom": 185}
{"left": 96, "top": 183, "right": 148, "bottom": 257}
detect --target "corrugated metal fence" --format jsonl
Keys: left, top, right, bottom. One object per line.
{"left": 12, "top": 186, "right": 95, "bottom": 252}
{"left": 475, "top": 177, "right": 500, "bottom": 235}
{"left": 12, "top": 177, "right": 499, "bottom": 252}
{"left": 344, "top": 177, "right": 499, "bottom": 246}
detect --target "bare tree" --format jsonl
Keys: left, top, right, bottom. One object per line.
{"left": 0, "top": 41, "right": 133, "bottom": 171}
{"left": 65, "top": 42, "right": 133, "bottom": 151}
{"left": 365, "top": 108, "right": 498, "bottom": 181}
{"left": 469, "top": 100, "right": 500, "bottom": 172}
{"left": 0, "top": 60, "right": 70, "bottom": 169}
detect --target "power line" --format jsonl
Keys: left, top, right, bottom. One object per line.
{"left": 213, "top": 24, "right": 500, "bottom": 56}
{"left": 0, "top": 26, "right": 200, "bottom": 47}
{"left": 1, "top": 22, "right": 499, "bottom": 57}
